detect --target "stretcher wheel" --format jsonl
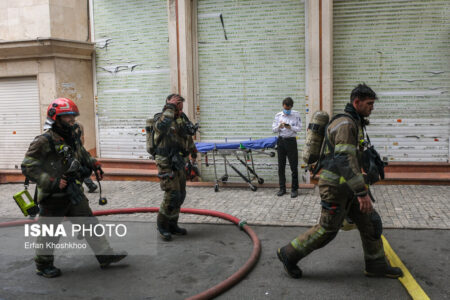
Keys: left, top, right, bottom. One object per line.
{"left": 214, "top": 184, "right": 219, "bottom": 192}
{"left": 221, "top": 175, "right": 228, "bottom": 182}
{"left": 269, "top": 152, "right": 276, "bottom": 157}
{"left": 250, "top": 185, "right": 257, "bottom": 192}
{"left": 258, "top": 178, "right": 264, "bottom": 184}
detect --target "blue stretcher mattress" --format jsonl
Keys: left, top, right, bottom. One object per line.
{"left": 195, "top": 136, "right": 278, "bottom": 153}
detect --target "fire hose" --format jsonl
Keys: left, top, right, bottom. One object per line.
{"left": 0, "top": 207, "right": 261, "bottom": 300}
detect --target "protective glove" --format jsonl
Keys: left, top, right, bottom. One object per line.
{"left": 93, "top": 161, "right": 104, "bottom": 180}
{"left": 163, "top": 103, "right": 177, "bottom": 112}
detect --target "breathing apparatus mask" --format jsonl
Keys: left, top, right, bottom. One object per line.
{"left": 57, "top": 116, "right": 77, "bottom": 131}
{"left": 181, "top": 113, "right": 199, "bottom": 136}
{"left": 360, "top": 133, "right": 387, "bottom": 185}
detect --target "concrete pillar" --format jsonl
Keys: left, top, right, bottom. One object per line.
{"left": 321, "top": 0, "right": 333, "bottom": 116}
{"left": 167, "top": 0, "right": 196, "bottom": 121}
{"left": 307, "top": 0, "right": 321, "bottom": 116}
{"left": 167, "top": 0, "right": 179, "bottom": 94}
{"left": 307, "top": 0, "right": 333, "bottom": 117}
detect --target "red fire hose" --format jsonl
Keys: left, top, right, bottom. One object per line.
{"left": 0, "top": 207, "right": 261, "bottom": 300}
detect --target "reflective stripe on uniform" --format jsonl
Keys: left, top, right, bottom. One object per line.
{"left": 291, "top": 238, "right": 302, "bottom": 250}
{"left": 291, "top": 226, "right": 326, "bottom": 254}
{"left": 38, "top": 172, "right": 51, "bottom": 187}
{"left": 22, "top": 156, "right": 41, "bottom": 166}
{"left": 320, "top": 169, "right": 365, "bottom": 192}
{"left": 319, "top": 169, "right": 340, "bottom": 183}
{"left": 334, "top": 144, "right": 356, "bottom": 156}
{"left": 364, "top": 247, "right": 385, "bottom": 261}
{"left": 329, "top": 120, "right": 353, "bottom": 134}
{"left": 346, "top": 173, "right": 365, "bottom": 191}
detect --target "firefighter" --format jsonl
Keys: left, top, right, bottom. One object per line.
{"left": 276, "top": 84, "right": 403, "bottom": 279}
{"left": 22, "top": 98, "right": 126, "bottom": 278}
{"left": 153, "top": 94, "right": 198, "bottom": 241}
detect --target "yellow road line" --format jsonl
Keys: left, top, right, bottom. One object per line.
{"left": 381, "top": 235, "right": 430, "bottom": 300}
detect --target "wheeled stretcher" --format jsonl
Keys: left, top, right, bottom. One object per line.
{"left": 195, "top": 137, "right": 277, "bottom": 192}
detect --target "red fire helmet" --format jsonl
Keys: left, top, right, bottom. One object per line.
{"left": 46, "top": 98, "right": 80, "bottom": 121}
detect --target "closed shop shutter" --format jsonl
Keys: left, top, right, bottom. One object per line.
{"left": 334, "top": 0, "right": 450, "bottom": 162}
{"left": 197, "top": 0, "right": 306, "bottom": 181}
{"left": 0, "top": 77, "right": 40, "bottom": 169}
{"left": 93, "top": 0, "right": 170, "bottom": 159}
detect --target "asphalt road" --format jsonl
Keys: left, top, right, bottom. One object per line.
{"left": 0, "top": 223, "right": 448, "bottom": 300}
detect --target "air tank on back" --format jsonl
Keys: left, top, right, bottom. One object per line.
{"left": 302, "top": 110, "right": 330, "bottom": 165}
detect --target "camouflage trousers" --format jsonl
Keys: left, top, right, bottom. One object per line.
{"left": 158, "top": 167, "right": 187, "bottom": 220}
{"left": 287, "top": 184, "right": 385, "bottom": 262}
{"left": 35, "top": 194, "right": 112, "bottom": 267}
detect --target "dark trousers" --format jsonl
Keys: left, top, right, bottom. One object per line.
{"left": 84, "top": 177, "right": 95, "bottom": 186}
{"left": 277, "top": 137, "right": 299, "bottom": 190}
{"left": 288, "top": 184, "right": 385, "bottom": 262}
{"left": 158, "top": 167, "right": 187, "bottom": 220}
{"left": 35, "top": 194, "right": 112, "bottom": 267}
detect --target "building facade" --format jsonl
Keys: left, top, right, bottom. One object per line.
{"left": 0, "top": 0, "right": 95, "bottom": 169}
{"left": 1, "top": 0, "right": 449, "bottom": 182}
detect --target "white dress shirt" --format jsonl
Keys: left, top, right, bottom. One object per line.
{"left": 272, "top": 110, "right": 302, "bottom": 138}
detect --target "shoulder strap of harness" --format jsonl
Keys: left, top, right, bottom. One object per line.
{"left": 153, "top": 112, "right": 164, "bottom": 150}
{"left": 312, "top": 113, "right": 359, "bottom": 176}
{"left": 23, "top": 132, "right": 56, "bottom": 196}
{"left": 42, "top": 132, "right": 57, "bottom": 155}
{"left": 322, "top": 113, "right": 358, "bottom": 155}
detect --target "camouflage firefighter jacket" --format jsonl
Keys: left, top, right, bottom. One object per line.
{"left": 153, "top": 105, "right": 197, "bottom": 170}
{"left": 21, "top": 126, "right": 97, "bottom": 203}
{"left": 319, "top": 104, "right": 368, "bottom": 196}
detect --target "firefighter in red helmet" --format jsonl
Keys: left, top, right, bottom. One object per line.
{"left": 43, "top": 97, "right": 79, "bottom": 129}
{"left": 21, "top": 98, "right": 127, "bottom": 278}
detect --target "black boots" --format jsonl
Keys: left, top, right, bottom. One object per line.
{"left": 87, "top": 183, "right": 98, "bottom": 193}
{"left": 157, "top": 213, "right": 172, "bottom": 241}
{"left": 365, "top": 257, "right": 403, "bottom": 278}
{"left": 169, "top": 217, "right": 187, "bottom": 235}
{"left": 290, "top": 189, "right": 298, "bottom": 198}
{"left": 36, "top": 251, "right": 127, "bottom": 277}
{"left": 276, "top": 245, "right": 402, "bottom": 279}
{"left": 278, "top": 188, "right": 298, "bottom": 197}
{"left": 36, "top": 264, "right": 62, "bottom": 278}
{"left": 84, "top": 178, "right": 98, "bottom": 193}
{"left": 277, "top": 246, "right": 303, "bottom": 279}
{"left": 157, "top": 214, "right": 187, "bottom": 240}
{"left": 277, "top": 188, "right": 287, "bottom": 196}
{"left": 96, "top": 251, "right": 128, "bottom": 268}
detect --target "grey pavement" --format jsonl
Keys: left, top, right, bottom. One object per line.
{"left": 1, "top": 182, "right": 449, "bottom": 229}
{"left": 1, "top": 183, "right": 449, "bottom": 300}
{"left": 0, "top": 225, "right": 448, "bottom": 299}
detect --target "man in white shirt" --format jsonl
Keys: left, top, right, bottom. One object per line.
{"left": 272, "top": 97, "right": 302, "bottom": 198}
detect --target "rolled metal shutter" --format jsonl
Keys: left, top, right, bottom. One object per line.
{"left": 334, "top": 0, "right": 450, "bottom": 162}
{"left": 0, "top": 77, "right": 41, "bottom": 169}
{"left": 93, "top": 0, "right": 170, "bottom": 159}
{"left": 197, "top": 0, "right": 306, "bottom": 182}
